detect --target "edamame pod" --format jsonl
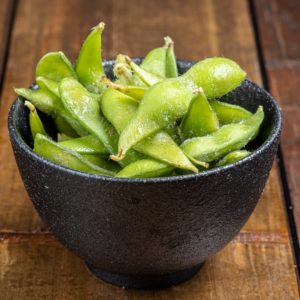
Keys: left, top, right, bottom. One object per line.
{"left": 36, "top": 51, "right": 76, "bottom": 81}
{"left": 116, "top": 57, "right": 246, "bottom": 158}
{"left": 59, "top": 78, "right": 119, "bottom": 154}
{"left": 181, "top": 106, "right": 264, "bottom": 162}
{"left": 58, "top": 134, "right": 108, "bottom": 155}
{"left": 113, "top": 54, "right": 134, "bottom": 85}
{"left": 139, "top": 39, "right": 168, "bottom": 77}
{"left": 15, "top": 87, "right": 87, "bottom": 136}
{"left": 180, "top": 88, "right": 219, "bottom": 139}
{"left": 125, "top": 56, "right": 163, "bottom": 86}
{"left": 182, "top": 57, "right": 246, "bottom": 99}
{"left": 101, "top": 77, "right": 147, "bottom": 101}
{"left": 34, "top": 134, "right": 116, "bottom": 176}
{"left": 15, "top": 87, "right": 58, "bottom": 115}
{"left": 216, "top": 150, "right": 251, "bottom": 167}
{"left": 210, "top": 100, "right": 252, "bottom": 125}
{"left": 164, "top": 36, "right": 178, "bottom": 78}
{"left": 24, "top": 101, "right": 47, "bottom": 139}
{"left": 53, "top": 115, "right": 79, "bottom": 138}
{"left": 75, "top": 22, "right": 105, "bottom": 93}
{"left": 81, "top": 154, "right": 121, "bottom": 172}
{"left": 116, "top": 159, "right": 173, "bottom": 178}
{"left": 36, "top": 76, "right": 60, "bottom": 97}
{"left": 102, "top": 88, "right": 199, "bottom": 172}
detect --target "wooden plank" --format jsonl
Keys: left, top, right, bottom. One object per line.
{"left": 0, "top": 233, "right": 298, "bottom": 299}
{"left": 254, "top": 0, "right": 300, "bottom": 238}
{"left": 0, "top": 0, "right": 298, "bottom": 296}
{"left": 0, "top": 0, "right": 15, "bottom": 82}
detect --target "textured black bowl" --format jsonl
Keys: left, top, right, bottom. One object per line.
{"left": 8, "top": 60, "right": 281, "bottom": 289}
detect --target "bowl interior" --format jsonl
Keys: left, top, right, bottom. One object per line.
{"left": 10, "top": 59, "right": 281, "bottom": 181}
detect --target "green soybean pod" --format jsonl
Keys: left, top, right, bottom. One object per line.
{"left": 59, "top": 78, "right": 119, "bottom": 155}
{"left": 180, "top": 89, "right": 219, "bottom": 139}
{"left": 181, "top": 106, "right": 264, "bottom": 162}
{"left": 101, "top": 76, "right": 147, "bottom": 101}
{"left": 116, "top": 159, "right": 173, "bottom": 178}
{"left": 75, "top": 22, "right": 105, "bottom": 93}
{"left": 164, "top": 36, "right": 178, "bottom": 78}
{"left": 58, "top": 135, "right": 108, "bottom": 155}
{"left": 216, "top": 150, "right": 251, "bottom": 167}
{"left": 15, "top": 87, "right": 58, "bottom": 115}
{"left": 24, "top": 101, "right": 47, "bottom": 139}
{"left": 36, "top": 51, "right": 77, "bottom": 82}
{"left": 102, "top": 88, "right": 199, "bottom": 172}
{"left": 116, "top": 57, "right": 246, "bottom": 159}
{"left": 210, "top": 100, "right": 253, "bottom": 125}
{"left": 34, "top": 134, "right": 116, "bottom": 176}
{"left": 182, "top": 57, "right": 246, "bottom": 99}
{"left": 125, "top": 56, "right": 163, "bottom": 86}
{"left": 53, "top": 115, "right": 79, "bottom": 138}
{"left": 36, "top": 76, "right": 60, "bottom": 97}
{"left": 139, "top": 39, "right": 168, "bottom": 78}
{"left": 81, "top": 154, "right": 121, "bottom": 172}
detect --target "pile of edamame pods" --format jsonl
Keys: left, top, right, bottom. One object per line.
{"left": 15, "top": 22, "right": 264, "bottom": 178}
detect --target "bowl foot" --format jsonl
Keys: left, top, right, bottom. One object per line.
{"left": 85, "top": 262, "right": 203, "bottom": 289}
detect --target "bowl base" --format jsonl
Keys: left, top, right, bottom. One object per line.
{"left": 85, "top": 262, "right": 203, "bottom": 289}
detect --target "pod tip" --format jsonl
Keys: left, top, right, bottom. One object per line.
{"left": 164, "top": 36, "right": 174, "bottom": 48}
{"left": 92, "top": 22, "right": 105, "bottom": 32}
{"left": 192, "top": 87, "right": 204, "bottom": 94}
{"left": 110, "top": 149, "right": 125, "bottom": 161}
{"left": 124, "top": 55, "right": 132, "bottom": 64}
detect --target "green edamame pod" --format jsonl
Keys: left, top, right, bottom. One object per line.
{"left": 182, "top": 57, "right": 246, "bottom": 99}
{"left": 102, "top": 88, "right": 199, "bottom": 172}
{"left": 15, "top": 87, "right": 87, "bottom": 136}
{"left": 36, "top": 76, "right": 60, "bottom": 97}
{"left": 125, "top": 56, "right": 163, "bottom": 86}
{"left": 58, "top": 135, "right": 108, "bottom": 155}
{"left": 75, "top": 22, "right": 105, "bottom": 93}
{"left": 181, "top": 106, "right": 264, "bottom": 162}
{"left": 57, "top": 133, "right": 73, "bottom": 142}
{"left": 34, "top": 134, "right": 116, "bottom": 176}
{"left": 59, "top": 78, "right": 119, "bottom": 154}
{"left": 180, "top": 89, "right": 219, "bottom": 139}
{"left": 24, "top": 101, "right": 47, "bottom": 139}
{"left": 216, "top": 150, "right": 251, "bottom": 167}
{"left": 116, "top": 57, "right": 246, "bottom": 158}
{"left": 164, "top": 36, "right": 178, "bottom": 78}
{"left": 36, "top": 51, "right": 76, "bottom": 81}
{"left": 54, "top": 115, "right": 79, "bottom": 138}
{"left": 81, "top": 154, "right": 121, "bottom": 172}
{"left": 210, "top": 100, "right": 253, "bottom": 125}
{"left": 15, "top": 87, "right": 58, "bottom": 115}
{"left": 139, "top": 39, "right": 168, "bottom": 78}
{"left": 116, "top": 159, "right": 173, "bottom": 178}
{"left": 101, "top": 77, "right": 147, "bottom": 101}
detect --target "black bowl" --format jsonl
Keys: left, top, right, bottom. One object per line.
{"left": 8, "top": 60, "right": 281, "bottom": 289}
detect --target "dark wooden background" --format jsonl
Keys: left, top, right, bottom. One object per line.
{"left": 0, "top": 0, "right": 299, "bottom": 298}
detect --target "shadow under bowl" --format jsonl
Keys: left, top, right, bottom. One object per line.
{"left": 8, "top": 59, "right": 281, "bottom": 289}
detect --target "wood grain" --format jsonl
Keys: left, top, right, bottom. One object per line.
{"left": 0, "top": 0, "right": 15, "bottom": 82}
{"left": 254, "top": 0, "right": 300, "bottom": 238}
{"left": 0, "top": 0, "right": 298, "bottom": 298}
{"left": 0, "top": 234, "right": 298, "bottom": 299}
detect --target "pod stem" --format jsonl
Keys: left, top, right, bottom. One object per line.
{"left": 163, "top": 36, "right": 174, "bottom": 48}
{"left": 24, "top": 100, "right": 36, "bottom": 112}
{"left": 110, "top": 149, "right": 125, "bottom": 161}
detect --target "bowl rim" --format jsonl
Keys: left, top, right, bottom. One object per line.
{"left": 8, "top": 60, "right": 282, "bottom": 184}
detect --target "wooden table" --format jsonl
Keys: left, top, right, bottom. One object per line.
{"left": 0, "top": 0, "right": 299, "bottom": 298}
